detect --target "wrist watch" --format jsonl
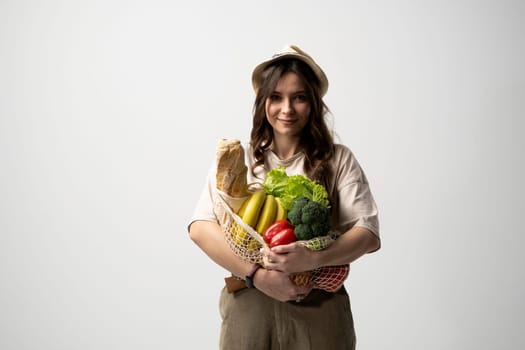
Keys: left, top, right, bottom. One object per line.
{"left": 245, "top": 264, "right": 262, "bottom": 289}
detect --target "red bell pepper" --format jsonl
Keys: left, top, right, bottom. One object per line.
{"left": 268, "top": 228, "right": 296, "bottom": 248}
{"left": 262, "top": 220, "right": 296, "bottom": 247}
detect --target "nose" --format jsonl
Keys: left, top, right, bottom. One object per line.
{"left": 281, "top": 98, "right": 294, "bottom": 115}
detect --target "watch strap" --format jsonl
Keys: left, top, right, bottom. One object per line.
{"left": 245, "top": 264, "right": 262, "bottom": 289}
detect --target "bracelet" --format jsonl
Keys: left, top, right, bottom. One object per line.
{"left": 245, "top": 264, "right": 262, "bottom": 289}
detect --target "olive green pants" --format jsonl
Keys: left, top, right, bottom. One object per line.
{"left": 219, "top": 286, "right": 356, "bottom": 350}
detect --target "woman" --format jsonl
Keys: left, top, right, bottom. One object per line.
{"left": 188, "top": 45, "right": 380, "bottom": 350}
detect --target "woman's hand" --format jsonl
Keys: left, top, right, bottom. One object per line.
{"left": 253, "top": 268, "right": 312, "bottom": 302}
{"left": 262, "top": 242, "right": 318, "bottom": 274}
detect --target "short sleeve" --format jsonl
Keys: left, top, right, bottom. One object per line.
{"left": 332, "top": 145, "right": 380, "bottom": 247}
{"left": 187, "top": 164, "right": 218, "bottom": 232}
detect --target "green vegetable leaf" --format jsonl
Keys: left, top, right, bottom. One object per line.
{"left": 262, "top": 167, "right": 289, "bottom": 197}
{"left": 263, "top": 166, "right": 330, "bottom": 210}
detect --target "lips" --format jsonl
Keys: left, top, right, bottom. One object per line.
{"left": 277, "top": 118, "right": 297, "bottom": 125}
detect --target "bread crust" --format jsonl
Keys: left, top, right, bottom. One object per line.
{"left": 215, "top": 139, "right": 248, "bottom": 197}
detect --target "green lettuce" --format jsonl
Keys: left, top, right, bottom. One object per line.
{"left": 263, "top": 166, "right": 330, "bottom": 210}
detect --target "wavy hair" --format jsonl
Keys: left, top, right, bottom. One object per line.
{"left": 250, "top": 58, "right": 335, "bottom": 191}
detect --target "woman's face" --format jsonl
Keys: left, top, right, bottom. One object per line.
{"left": 265, "top": 71, "right": 310, "bottom": 140}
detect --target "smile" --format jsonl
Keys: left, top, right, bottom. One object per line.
{"left": 277, "top": 118, "right": 298, "bottom": 124}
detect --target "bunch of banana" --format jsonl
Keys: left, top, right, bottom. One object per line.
{"left": 233, "top": 189, "right": 287, "bottom": 248}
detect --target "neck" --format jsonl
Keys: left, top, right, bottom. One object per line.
{"left": 271, "top": 135, "right": 301, "bottom": 160}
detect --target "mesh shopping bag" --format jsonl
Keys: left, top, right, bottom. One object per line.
{"left": 212, "top": 187, "right": 350, "bottom": 292}
{"left": 212, "top": 187, "right": 264, "bottom": 264}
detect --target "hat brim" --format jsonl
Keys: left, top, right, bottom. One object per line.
{"left": 251, "top": 48, "right": 328, "bottom": 97}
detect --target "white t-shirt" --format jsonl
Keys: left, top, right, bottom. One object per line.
{"left": 188, "top": 143, "right": 380, "bottom": 242}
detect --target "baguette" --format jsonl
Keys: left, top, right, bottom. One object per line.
{"left": 215, "top": 139, "right": 248, "bottom": 197}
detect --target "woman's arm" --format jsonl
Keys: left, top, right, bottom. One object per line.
{"left": 264, "top": 226, "right": 380, "bottom": 273}
{"left": 314, "top": 226, "right": 380, "bottom": 267}
{"left": 189, "top": 220, "right": 312, "bottom": 302}
{"left": 189, "top": 220, "right": 254, "bottom": 278}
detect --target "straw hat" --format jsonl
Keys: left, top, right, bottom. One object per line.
{"left": 251, "top": 45, "right": 329, "bottom": 97}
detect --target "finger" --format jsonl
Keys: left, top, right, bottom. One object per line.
{"left": 260, "top": 247, "right": 273, "bottom": 266}
{"left": 266, "top": 255, "right": 277, "bottom": 264}
{"left": 263, "top": 253, "right": 283, "bottom": 271}
{"left": 262, "top": 255, "right": 274, "bottom": 268}
{"left": 266, "top": 247, "right": 283, "bottom": 262}
{"left": 271, "top": 242, "right": 297, "bottom": 254}
{"left": 260, "top": 246, "right": 271, "bottom": 257}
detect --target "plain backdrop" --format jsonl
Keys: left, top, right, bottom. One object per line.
{"left": 1, "top": 0, "right": 524, "bottom": 349}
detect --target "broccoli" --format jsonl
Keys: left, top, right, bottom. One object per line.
{"left": 301, "top": 200, "right": 330, "bottom": 225}
{"left": 311, "top": 220, "right": 331, "bottom": 237}
{"left": 294, "top": 224, "right": 314, "bottom": 240}
{"left": 287, "top": 196, "right": 331, "bottom": 240}
{"left": 287, "top": 196, "right": 309, "bottom": 226}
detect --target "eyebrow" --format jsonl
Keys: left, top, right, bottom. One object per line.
{"left": 271, "top": 90, "right": 307, "bottom": 95}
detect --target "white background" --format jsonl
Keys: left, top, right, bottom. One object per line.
{"left": 1, "top": 0, "right": 524, "bottom": 349}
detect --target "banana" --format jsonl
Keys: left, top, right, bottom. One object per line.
{"left": 241, "top": 189, "right": 267, "bottom": 228}
{"left": 237, "top": 197, "right": 250, "bottom": 216}
{"left": 232, "top": 191, "right": 265, "bottom": 249}
{"left": 255, "top": 194, "right": 277, "bottom": 234}
{"left": 232, "top": 195, "right": 250, "bottom": 246}
{"left": 275, "top": 197, "right": 287, "bottom": 221}
{"left": 232, "top": 190, "right": 267, "bottom": 250}
{"left": 232, "top": 222, "right": 246, "bottom": 246}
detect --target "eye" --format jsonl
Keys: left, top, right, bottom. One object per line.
{"left": 294, "top": 94, "right": 308, "bottom": 102}
{"left": 269, "top": 94, "right": 281, "bottom": 102}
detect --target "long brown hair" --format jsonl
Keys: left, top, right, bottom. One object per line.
{"left": 250, "top": 58, "right": 335, "bottom": 191}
